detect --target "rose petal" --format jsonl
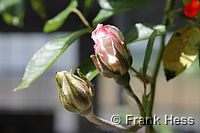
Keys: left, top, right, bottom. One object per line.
{"left": 107, "top": 25, "right": 124, "bottom": 42}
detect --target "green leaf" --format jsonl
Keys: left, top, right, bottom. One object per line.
{"left": 31, "top": 0, "right": 46, "bottom": 18}
{"left": 182, "top": 0, "right": 190, "bottom": 5}
{"left": 2, "top": 0, "right": 24, "bottom": 27}
{"left": 92, "top": 9, "right": 114, "bottom": 26}
{"left": 43, "top": 0, "right": 77, "bottom": 32}
{"left": 124, "top": 25, "right": 138, "bottom": 43}
{"left": 0, "top": 0, "right": 22, "bottom": 13}
{"left": 125, "top": 23, "right": 166, "bottom": 44}
{"left": 98, "top": 0, "right": 151, "bottom": 12}
{"left": 93, "top": 0, "right": 151, "bottom": 26}
{"left": 143, "top": 31, "right": 158, "bottom": 80}
{"left": 83, "top": 0, "right": 94, "bottom": 14}
{"left": 14, "top": 29, "right": 89, "bottom": 91}
{"left": 76, "top": 58, "right": 99, "bottom": 81}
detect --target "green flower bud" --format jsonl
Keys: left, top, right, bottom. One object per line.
{"left": 55, "top": 71, "right": 94, "bottom": 114}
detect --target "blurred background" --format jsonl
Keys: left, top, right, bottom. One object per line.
{"left": 0, "top": 0, "right": 200, "bottom": 133}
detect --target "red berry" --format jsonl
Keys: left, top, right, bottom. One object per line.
{"left": 184, "top": 3, "right": 199, "bottom": 17}
{"left": 191, "top": 0, "right": 200, "bottom": 9}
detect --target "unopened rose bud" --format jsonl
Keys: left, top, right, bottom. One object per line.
{"left": 55, "top": 71, "right": 94, "bottom": 114}
{"left": 91, "top": 24, "right": 132, "bottom": 78}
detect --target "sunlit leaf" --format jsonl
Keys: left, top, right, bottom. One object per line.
{"left": 76, "top": 58, "right": 99, "bottom": 81}
{"left": 15, "top": 29, "right": 89, "bottom": 91}
{"left": 125, "top": 23, "right": 166, "bottom": 44}
{"left": 98, "top": 0, "right": 151, "bottom": 12}
{"left": 31, "top": 0, "right": 46, "bottom": 18}
{"left": 93, "top": 0, "right": 151, "bottom": 26}
{"left": 163, "top": 25, "right": 200, "bottom": 81}
{"left": 43, "top": 0, "right": 77, "bottom": 32}
{"left": 92, "top": 9, "right": 114, "bottom": 26}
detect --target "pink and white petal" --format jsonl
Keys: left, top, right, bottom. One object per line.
{"left": 112, "top": 39, "right": 129, "bottom": 59}
{"left": 97, "top": 37, "right": 117, "bottom": 66}
{"left": 107, "top": 25, "right": 124, "bottom": 43}
{"left": 91, "top": 24, "right": 107, "bottom": 43}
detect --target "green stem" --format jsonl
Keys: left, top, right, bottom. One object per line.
{"left": 198, "top": 45, "right": 200, "bottom": 67}
{"left": 124, "top": 84, "right": 146, "bottom": 117}
{"left": 73, "top": 8, "right": 93, "bottom": 31}
{"left": 130, "top": 67, "right": 154, "bottom": 84}
{"left": 146, "top": 0, "right": 176, "bottom": 133}
{"left": 115, "top": 73, "right": 146, "bottom": 118}
{"left": 84, "top": 111, "right": 141, "bottom": 132}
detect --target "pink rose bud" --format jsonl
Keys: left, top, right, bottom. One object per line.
{"left": 91, "top": 24, "right": 132, "bottom": 78}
